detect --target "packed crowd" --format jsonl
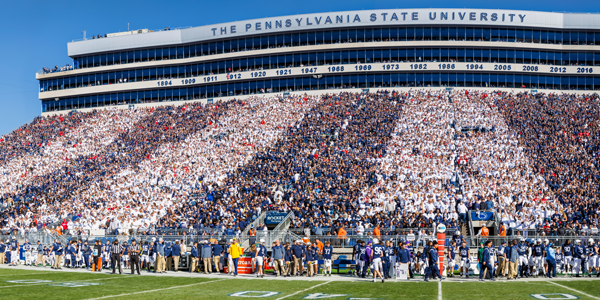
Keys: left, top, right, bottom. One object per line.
{"left": 0, "top": 90, "right": 599, "bottom": 239}
{"left": 41, "top": 65, "right": 74, "bottom": 74}
{"left": 496, "top": 92, "right": 600, "bottom": 236}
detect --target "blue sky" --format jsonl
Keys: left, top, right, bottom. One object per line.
{"left": 0, "top": 0, "right": 598, "bottom": 135}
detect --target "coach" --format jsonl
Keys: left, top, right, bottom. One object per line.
{"left": 202, "top": 241, "right": 213, "bottom": 274}
{"left": 212, "top": 240, "right": 223, "bottom": 273}
{"left": 172, "top": 240, "right": 181, "bottom": 272}
{"left": 272, "top": 240, "right": 285, "bottom": 276}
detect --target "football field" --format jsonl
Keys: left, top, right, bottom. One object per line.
{"left": 1, "top": 266, "right": 599, "bottom": 300}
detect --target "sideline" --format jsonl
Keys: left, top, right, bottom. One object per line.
{"left": 275, "top": 281, "right": 333, "bottom": 300}
{"left": 438, "top": 281, "right": 442, "bottom": 300}
{"left": 84, "top": 278, "right": 228, "bottom": 299}
{"left": 547, "top": 281, "right": 600, "bottom": 300}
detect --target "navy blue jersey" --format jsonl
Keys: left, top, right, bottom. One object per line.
{"left": 385, "top": 246, "right": 395, "bottom": 258}
{"left": 460, "top": 246, "right": 469, "bottom": 258}
{"left": 43, "top": 248, "right": 50, "bottom": 256}
{"left": 574, "top": 245, "right": 586, "bottom": 258}
{"left": 10, "top": 241, "right": 18, "bottom": 250}
{"left": 310, "top": 248, "right": 318, "bottom": 261}
{"left": 323, "top": 246, "right": 333, "bottom": 260}
{"left": 142, "top": 245, "right": 149, "bottom": 255}
{"left": 421, "top": 247, "right": 429, "bottom": 260}
{"left": 518, "top": 243, "right": 528, "bottom": 255}
{"left": 534, "top": 245, "right": 544, "bottom": 257}
{"left": 449, "top": 245, "right": 456, "bottom": 259}
{"left": 453, "top": 235, "right": 464, "bottom": 246}
{"left": 587, "top": 245, "right": 595, "bottom": 256}
{"left": 372, "top": 244, "right": 385, "bottom": 259}
{"left": 556, "top": 253, "right": 563, "bottom": 261}
{"left": 428, "top": 248, "right": 438, "bottom": 264}
{"left": 257, "top": 245, "right": 266, "bottom": 257}
{"left": 353, "top": 244, "right": 361, "bottom": 256}
{"left": 358, "top": 245, "right": 366, "bottom": 260}
{"left": 563, "top": 245, "right": 573, "bottom": 257}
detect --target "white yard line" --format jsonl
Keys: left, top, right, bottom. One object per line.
{"left": 85, "top": 278, "right": 228, "bottom": 300}
{"left": 438, "top": 281, "right": 443, "bottom": 300}
{"left": 275, "top": 281, "right": 333, "bottom": 300}
{"left": 547, "top": 281, "right": 600, "bottom": 300}
{"left": 0, "top": 276, "right": 122, "bottom": 289}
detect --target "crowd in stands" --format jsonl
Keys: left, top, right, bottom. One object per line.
{"left": 496, "top": 92, "right": 600, "bottom": 236}
{"left": 41, "top": 65, "right": 74, "bottom": 74}
{"left": 0, "top": 90, "right": 599, "bottom": 239}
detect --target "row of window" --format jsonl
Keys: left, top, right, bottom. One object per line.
{"left": 42, "top": 72, "right": 600, "bottom": 112}
{"left": 68, "top": 26, "right": 600, "bottom": 71}
{"left": 40, "top": 48, "right": 600, "bottom": 92}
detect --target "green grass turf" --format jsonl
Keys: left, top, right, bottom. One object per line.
{"left": 545, "top": 280, "right": 600, "bottom": 298}
{"left": 0, "top": 268, "right": 598, "bottom": 300}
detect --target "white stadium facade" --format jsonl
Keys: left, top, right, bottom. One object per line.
{"left": 37, "top": 8, "right": 600, "bottom": 114}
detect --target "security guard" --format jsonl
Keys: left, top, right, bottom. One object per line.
{"left": 129, "top": 239, "right": 141, "bottom": 275}
{"left": 110, "top": 240, "right": 123, "bottom": 274}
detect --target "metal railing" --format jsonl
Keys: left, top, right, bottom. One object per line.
{"left": 8, "top": 229, "right": 598, "bottom": 253}
{"left": 288, "top": 227, "right": 427, "bottom": 237}
{"left": 241, "top": 211, "right": 267, "bottom": 249}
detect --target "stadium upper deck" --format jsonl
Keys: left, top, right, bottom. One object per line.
{"left": 37, "top": 9, "right": 600, "bottom": 113}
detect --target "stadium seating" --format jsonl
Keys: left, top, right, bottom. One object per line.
{"left": 1, "top": 90, "right": 598, "bottom": 238}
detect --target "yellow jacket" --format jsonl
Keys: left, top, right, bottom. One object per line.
{"left": 230, "top": 243, "right": 242, "bottom": 259}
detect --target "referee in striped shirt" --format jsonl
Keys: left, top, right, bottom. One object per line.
{"left": 129, "top": 239, "right": 141, "bottom": 275}
{"left": 110, "top": 240, "right": 123, "bottom": 274}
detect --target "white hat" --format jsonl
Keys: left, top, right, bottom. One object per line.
{"left": 589, "top": 238, "right": 594, "bottom": 243}
{"left": 373, "top": 238, "right": 379, "bottom": 244}
{"left": 260, "top": 238, "right": 265, "bottom": 243}
{"left": 230, "top": 239, "right": 233, "bottom": 243}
